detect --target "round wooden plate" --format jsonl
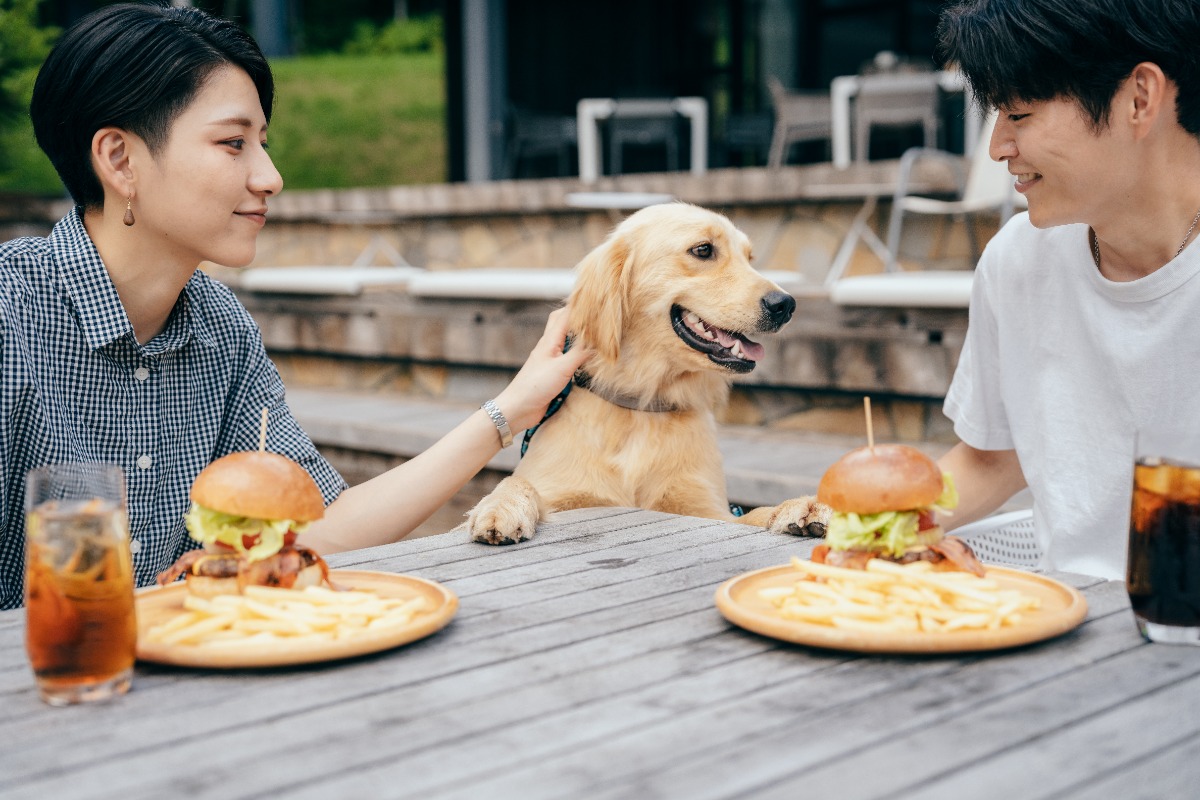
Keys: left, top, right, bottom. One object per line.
{"left": 714, "top": 564, "right": 1088, "bottom": 654}
{"left": 136, "top": 569, "right": 457, "bottom": 668}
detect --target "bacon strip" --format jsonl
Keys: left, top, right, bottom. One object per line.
{"left": 929, "top": 536, "right": 986, "bottom": 577}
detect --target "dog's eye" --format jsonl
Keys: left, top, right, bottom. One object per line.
{"left": 689, "top": 243, "right": 714, "bottom": 259}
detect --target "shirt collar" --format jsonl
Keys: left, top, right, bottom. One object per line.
{"left": 49, "top": 208, "right": 134, "bottom": 350}
{"left": 48, "top": 208, "right": 212, "bottom": 352}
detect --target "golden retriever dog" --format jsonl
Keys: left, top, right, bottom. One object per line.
{"left": 466, "top": 202, "right": 830, "bottom": 544}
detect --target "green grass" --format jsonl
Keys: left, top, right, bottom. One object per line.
{"left": 0, "top": 51, "right": 446, "bottom": 196}
{"left": 268, "top": 51, "right": 446, "bottom": 189}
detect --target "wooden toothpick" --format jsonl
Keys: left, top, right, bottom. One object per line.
{"left": 258, "top": 407, "right": 269, "bottom": 452}
{"left": 864, "top": 396, "right": 875, "bottom": 454}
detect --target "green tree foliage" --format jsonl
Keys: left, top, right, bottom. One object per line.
{"left": 342, "top": 14, "right": 443, "bottom": 56}
{"left": 0, "top": 0, "right": 58, "bottom": 190}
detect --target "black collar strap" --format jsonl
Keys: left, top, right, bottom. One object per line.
{"left": 572, "top": 371, "right": 681, "bottom": 412}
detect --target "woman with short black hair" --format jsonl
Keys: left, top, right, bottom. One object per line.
{"left": 0, "top": 3, "right": 588, "bottom": 609}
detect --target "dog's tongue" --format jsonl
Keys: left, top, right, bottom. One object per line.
{"left": 712, "top": 327, "right": 765, "bottom": 362}
{"left": 712, "top": 328, "right": 737, "bottom": 349}
{"left": 738, "top": 338, "right": 765, "bottom": 361}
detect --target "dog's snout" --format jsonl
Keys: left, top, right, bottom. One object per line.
{"left": 761, "top": 291, "right": 796, "bottom": 328}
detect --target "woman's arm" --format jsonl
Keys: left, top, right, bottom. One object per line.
{"left": 937, "top": 442, "right": 1027, "bottom": 531}
{"left": 303, "top": 307, "right": 590, "bottom": 553}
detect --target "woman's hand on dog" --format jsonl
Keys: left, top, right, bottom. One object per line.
{"left": 493, "top": 306, "right": 592, "bottom": 434}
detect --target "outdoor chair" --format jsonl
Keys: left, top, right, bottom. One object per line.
{"left": 951, "top": 509, "right": 1042, "bottom": 568}
{"left": 883, "top": 108, "right": 1022, "bottom": 272}
{"left": 852, "top": 73, "right": 940, "bottom": 163}
{"left": 607, "top": 114, "right": 680, "bottom": 174}
{"left": 766, "top": 76, "right": 833, "bottom": 168}
{"left": 504, "top": 106, "right": 578, "bottom": 178}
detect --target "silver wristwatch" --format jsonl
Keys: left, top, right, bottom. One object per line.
{"left": 481, "top": 399, "right": 513, "bottom": 448}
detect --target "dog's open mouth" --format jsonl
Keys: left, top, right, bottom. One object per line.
{"left": 671, "top": 304, "right": 764, "bottom": 373}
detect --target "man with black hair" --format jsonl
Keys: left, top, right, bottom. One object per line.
{"left": 935, "top": 0, "right": 1200, "bottom": 578}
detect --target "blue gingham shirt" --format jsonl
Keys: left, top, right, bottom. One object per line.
{"left": 0, "top": 209, "right": 346, "bottom": 609}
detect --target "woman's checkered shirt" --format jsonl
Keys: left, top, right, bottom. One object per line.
{"left": 0, "top": 209, "right": 346, "bottom": 609}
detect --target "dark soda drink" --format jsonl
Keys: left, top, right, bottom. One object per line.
{"left": 1126, "top": 460, "right": 1200, "bottom": 630}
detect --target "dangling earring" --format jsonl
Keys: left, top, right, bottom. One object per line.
{"left": 123, "top": 195, "right": 135, "bottom": 227}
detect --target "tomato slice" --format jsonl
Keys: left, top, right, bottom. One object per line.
{"left": 917, "top": 510, "right": 937, "bottom": 531}
{"left": 284, "top": 531, "right": 298, "bottom": 547}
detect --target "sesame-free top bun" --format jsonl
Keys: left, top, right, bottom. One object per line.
{"left": 817, "top": 444, "right": 944, "bottom": 515}
{"left": 190, "top": 451, "right": 325, "bottom": 522}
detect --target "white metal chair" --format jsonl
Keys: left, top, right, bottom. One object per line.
{"left": 951, "top": 509, "right": 1042, "bottom": 568}
{"left": 766, "top": 76, "right": 833, "bottom": 168}
{"left": 852, "top": 73, "right": 941, "bottom": 163}
{"left": 883, "top": 109, "right": 1022, "bottom": 272}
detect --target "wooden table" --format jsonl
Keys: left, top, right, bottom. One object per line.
{"left": 2, "top": 507, "right": 1198, "bottom": 799}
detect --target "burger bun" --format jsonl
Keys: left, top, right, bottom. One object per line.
{"left": 190, "top": 450, "right": 324, "bottom": 522}
{"left": 817, "top": 444, "right": 944, "bottom": 515}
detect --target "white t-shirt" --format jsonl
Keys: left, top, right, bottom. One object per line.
{"left": 944, "top": 212, "right": 1200, "bottom": 579}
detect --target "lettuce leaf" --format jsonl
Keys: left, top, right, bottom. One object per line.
{"left": 935, "top": 471, "right": 959, "bottom": 513}
{"left": 826, "top": 510, "right": 920, "bottom": 557}
{"left": 183, "top": 503, "right": 310, "bottom": 562}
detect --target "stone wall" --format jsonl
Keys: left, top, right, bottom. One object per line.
{"left": 4, "top": 162, "right": 998, "bottom": 444}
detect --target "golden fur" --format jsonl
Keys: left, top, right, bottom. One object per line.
{"left": 466, "top": 202, "right": 829, "bottom": 544}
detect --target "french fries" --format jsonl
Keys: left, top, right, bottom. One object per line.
{"left": 758, "top": 556, "right": 1041, "bottom": 633}
{"left": 143, "top": 585, "right": 432, "bottom": 648}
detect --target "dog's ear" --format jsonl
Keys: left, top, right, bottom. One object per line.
{"left": 568, "top": 233, "right": 633, "bottom": 363}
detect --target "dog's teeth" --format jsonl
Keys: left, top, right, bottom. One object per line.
{"left": 731, "top": 340, "right": 744, "bottom": 358}
{"left": 685, "top": 312, "right": 700, "bottom": 325}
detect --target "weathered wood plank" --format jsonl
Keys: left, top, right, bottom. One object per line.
{"left": 1061, "top": 729, "right": 1200, "bottom": 800}
{"left": 886, "top": 672, "right": 1200, "bottom": 800}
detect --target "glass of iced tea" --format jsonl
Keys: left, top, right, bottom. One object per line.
{"left": 24, "top": 464, "right": 137, "bottom": 705}
{"left": 1126, "top": 429, "right": 1200, "bottom": 645}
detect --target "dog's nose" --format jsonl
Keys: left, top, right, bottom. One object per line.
{"left": 761, "top": 291, "right": 796, "bottom": 327}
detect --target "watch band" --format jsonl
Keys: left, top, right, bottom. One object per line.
{"left": 481, "top": 399, "right": 514, "bottom": 448}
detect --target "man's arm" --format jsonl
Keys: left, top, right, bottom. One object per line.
{"left": 937, "top": 442, "right": 1026, "bottom": 531}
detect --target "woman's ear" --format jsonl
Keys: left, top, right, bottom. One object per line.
{"left": 568, "top": 233, "right": 634, "bottom": 364}
{"left": 90, "top": 127, "right": 137, "bottom": 199}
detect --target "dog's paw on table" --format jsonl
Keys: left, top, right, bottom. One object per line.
{"left": 466, "top": 476, "right": 543, "bottom": 545}
{"left": 766, "top": 496, "right": 831, "bottom": 538}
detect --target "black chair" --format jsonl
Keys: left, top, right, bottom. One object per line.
{"left": 505, "top": 107, "right": 578, "bottom": 178}
{"left": 607, "top": 110, "right": 680, "bottom": 175}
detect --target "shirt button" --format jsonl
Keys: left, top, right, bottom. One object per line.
{"left": 134, "top": 366, "right": 151, "bottom": 381}
{"left": 136, "top": 455, "right": 153, "bottom": 470}
{"left": 129, "top": 539, "right": 142, "bottom": 555}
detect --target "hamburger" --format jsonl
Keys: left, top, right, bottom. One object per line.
{"left": 811, "top": 444, "right": 984, "bottom": 576}
{"left": 156, "top": 451, "right": 333, "bottom": 597}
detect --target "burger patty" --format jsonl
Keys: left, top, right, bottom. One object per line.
{"left": 155, "top": 544, "right": 329, "bottom": 587}
{"left": 812, "top": 535, "right": 985, "bottom": 576}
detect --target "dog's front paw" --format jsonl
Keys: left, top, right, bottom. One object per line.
{"left": 765, "top": 496, "right": 832, "bottom": 537}
{"left": 466, "top": 477, "right": 543, "bottom": 545}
